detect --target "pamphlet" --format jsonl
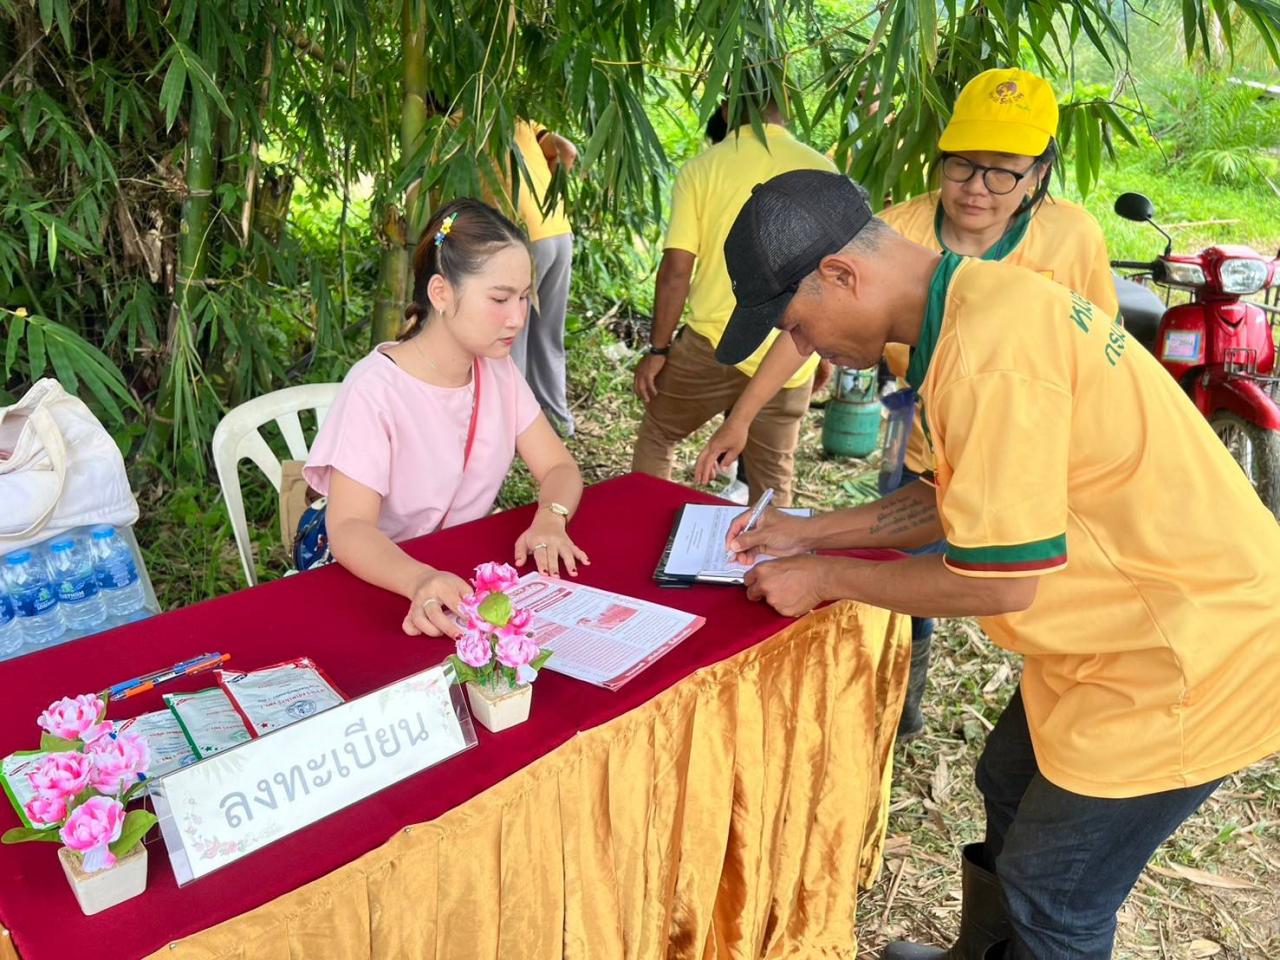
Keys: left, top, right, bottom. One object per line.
{"left": 215, "top": 657, "right": 346, "bottom": 736}
{"left": 117, "top": 709, "right": 198, "bottom": 781}
{"left": 164, "top": 688, "right": 253, "bottom": 758}
{"left": 508, "top": 574, "right": 705, "bottom": 690}
{"left": 0, "top": 750, "right": 47, "bottom": 828}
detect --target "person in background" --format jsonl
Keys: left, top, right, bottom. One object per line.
{"left": 717, "top": 169, "right": 1280, "bottom": 960}
{"left": 511, "top": 120, "right": 579, "bottom": 437}
{"left": 693, "top": 67, "right": 1118, "bottom": 739}
{"left": 305, "top": 199, "right": 588, "bottom": 639}
{"left": 630, "top": 96, "right": 835, "bottom": 507}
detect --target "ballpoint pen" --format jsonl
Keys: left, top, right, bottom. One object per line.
{"left": 726, "top": 487, "right": 774, "bottom": 560}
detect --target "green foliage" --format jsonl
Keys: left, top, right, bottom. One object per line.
{"left": 1156, "top": 73, "right": 1280, "bottom": 186}
{"left": 2, "top": 0, "right": 1279, "bottom": 487}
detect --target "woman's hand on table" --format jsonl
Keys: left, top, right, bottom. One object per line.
{"left": 744, "top": 556, "right": 830, "bottom": 617}
{"left": 515, "top": 513, "right": 590, "bottom": 578}
{"left": 403, "top": 569, "right": 474, "bottom": 638}
{"left": 726, "top": 507, "right": 812, "bottom": 564}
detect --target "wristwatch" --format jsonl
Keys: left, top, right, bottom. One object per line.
{"left": 647, "top": 344, "right": 671, "bottom": 356}
{"left": 541, "top": 501, "right": 571, "bottom": 520}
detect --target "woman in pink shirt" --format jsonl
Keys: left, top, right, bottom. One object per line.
{"left": 305, "top": 199, "right": 587, "bottom": 638}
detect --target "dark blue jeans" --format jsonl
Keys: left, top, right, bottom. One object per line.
{"left": 977, "top": 690, "right": 1223, "bottom": 960}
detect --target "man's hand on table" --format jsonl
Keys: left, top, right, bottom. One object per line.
{"left": 403, "top": 570, "right": 474, "bottom": 638}
{"left": 744, "top": 556, "right": 831, "bottom": 617}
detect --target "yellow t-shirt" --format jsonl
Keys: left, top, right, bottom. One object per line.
{"left": 664, "top": 124, "right": 833, "bottom": 386}
{"left": 512, "top": 121, "right": 571, "bottom": 242}
{"left": 882, "top": 192, "right": 1118, "bottom": 472}
{"left": 911, "top": 255, "right": 1280, "bottom": 798}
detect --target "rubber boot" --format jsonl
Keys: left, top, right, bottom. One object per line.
{"left": 895, "top": 622, "right": 933, "bottom": 741}
{"left": 881, "top": 844, "right": 1012, "bottom": 960}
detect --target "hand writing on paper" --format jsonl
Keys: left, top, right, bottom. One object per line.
{"left": 744, "top": 556, "right": 829, "bottom": 617}
{"left": 404, "top": 570, "right": 474, "bottom": 638}
{"left": 725, "top": 507, "right": 811, "bottom": 564}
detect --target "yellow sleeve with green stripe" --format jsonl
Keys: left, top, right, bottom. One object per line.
{"left": 930, "top": 372, "right": 1071, "bottom": 579}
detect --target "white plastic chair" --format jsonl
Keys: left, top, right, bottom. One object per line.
{"left": 211, "top": 383, "right": 340, "bottom": 587}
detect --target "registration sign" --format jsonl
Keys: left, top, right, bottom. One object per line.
{"left": 151, "top": 662, "right": 476, "bottom": 884}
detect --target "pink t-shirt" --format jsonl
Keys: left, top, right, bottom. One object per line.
{"left": 304, "top": 345, "right": 542, "bottom": 542}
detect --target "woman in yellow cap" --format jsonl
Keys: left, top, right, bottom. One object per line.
{"left": 692, "top": 67, "right": 1118, "bottom": 752}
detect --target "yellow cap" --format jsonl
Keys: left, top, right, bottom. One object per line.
{"left": 938, "top": 68, "right": 1059, "bottom": 157}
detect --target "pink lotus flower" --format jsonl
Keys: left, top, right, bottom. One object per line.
{"left": 60, "top": 796, "right": 125, "bottom": 872}
{"left": 457, "top": 593, "right": 484, "bottom": 630}
{"left": 24, "top": 794, "right": 68, "bottom": 827}
{"left": 504, "top": 607, "right": 532, "bottom": 634}
{"left": 455, "top": 627, "right": 493, "bottom": 669}
{"left": 38, "top": 694, "right": 111, "bottom": 744}
{"left": 27, "top": 752, "right": 93, "bottom": 800}
{"left": 86, "top": 731, "right": 151, "bottom": 794}
{"left": 495, "top": 632, "right": 539, "bottom": 671}
{"left": 472, "top": 562, "right": 519, "bottom": 597}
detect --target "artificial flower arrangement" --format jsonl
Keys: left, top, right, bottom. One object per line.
{"left": 2, "top": 694, "right": 156, "bottom": 914}
{"left": 447, "top": 563, "right": 551, "bottom": 732}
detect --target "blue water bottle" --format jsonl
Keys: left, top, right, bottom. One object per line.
{"left": 0, "top": 587, "right": 21, "bottom": 658}
{"left": 89, "top": 526, "right": 147, "bottom": 618}
{"left": 45, "top": 535, "right": 108, "bottom": 633}
{"left": 2, "top": 550, "right": 65, "bottom": 646}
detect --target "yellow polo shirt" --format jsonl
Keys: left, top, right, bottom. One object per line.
{"left": 883, "top": 192, "right": 1118, "bottom": 472}
{"left": 910, "top": 254, "right": 1280, "bottom": 798}
{"left": 665, "top": 124, "right": 832, "bottom": 386}
{"left": 512, "top": 121, "right": 571, "bottom": 242}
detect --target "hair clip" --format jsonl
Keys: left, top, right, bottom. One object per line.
{"left": 434, "top": 212, "right": 459, "bottom": 247}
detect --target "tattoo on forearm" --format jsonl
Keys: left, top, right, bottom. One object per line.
{"left": 868, "top": 497, "right": 936, "bottom": 537}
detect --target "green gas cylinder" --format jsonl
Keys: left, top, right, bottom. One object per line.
{"left": 821, "top": 366, "right": 881, "bottom": 458}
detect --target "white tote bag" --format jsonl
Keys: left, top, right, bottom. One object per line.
{"left": 0, "top": 379, "right": 139, "bottom": 553}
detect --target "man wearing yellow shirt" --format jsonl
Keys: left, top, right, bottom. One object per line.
{"left": 695, "top": 68, "right": 1119, "bottom": 741}
{"left": 512, "top": 120, "right": 578, "bottom": 436}
{"left": 630, "top": 100, "right": 834, "bottom": 506}
{"left": 718, "top": 169, "right": 1280, "bottom": 960}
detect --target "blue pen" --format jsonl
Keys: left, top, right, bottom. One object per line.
{"left": 727, "top": 487, "right": 775, "bottom": 560}
{"left": 105, "top": 653, "right": 221, "bottom": 699}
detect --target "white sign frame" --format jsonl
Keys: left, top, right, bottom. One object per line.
{"left": 150, "top": 661, "right": 476, "bottom": 884}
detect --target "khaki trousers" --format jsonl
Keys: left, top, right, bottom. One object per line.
{"left": 631, "top": 329, "right": 812, "bottom": 506}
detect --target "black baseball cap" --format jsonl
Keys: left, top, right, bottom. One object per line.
{"left": 717, "top": 170, "right": 873, "bottom": 365}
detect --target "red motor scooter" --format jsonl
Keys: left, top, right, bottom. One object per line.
{"left": 1112, "top": 192, "right": 1280, "bottom": 518}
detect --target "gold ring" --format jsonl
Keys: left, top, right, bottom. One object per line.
{"left": 422, "top": 598, "right": 440, "bottom": 611}
{"left": 533, "top": 543, "right": 549, "bottom": 551}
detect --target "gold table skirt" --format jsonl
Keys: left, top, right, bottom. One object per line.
{"left": 5, "top": 600, "right": 909, "bottom": 960}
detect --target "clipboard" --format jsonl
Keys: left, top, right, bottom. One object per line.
{"left": 653, "top": 505, "right": 911, "bottom": 587}
{"left": 652, "top": 504, "right": 812, "bottom": 587}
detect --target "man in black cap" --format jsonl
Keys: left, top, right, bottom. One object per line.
{"left": 717, "top": 169, "right": 1280, "bottom": 959}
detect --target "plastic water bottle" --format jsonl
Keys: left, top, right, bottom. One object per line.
{"left": 0, "top": 588, "right": 21, "bottom": 658}
{"left": 89, "top": 525, "right": 147, "bottom": 617}
{"left": 2, "top": 550, "right": 64, "bottom": 646}
{"left": 45, "top": 536, "right": 108, "bottom": 632}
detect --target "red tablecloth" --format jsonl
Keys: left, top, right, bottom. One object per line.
{"left": 0, "top": 474, "right": 797, "bottom": 960}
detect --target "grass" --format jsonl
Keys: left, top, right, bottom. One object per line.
{"left": 133, "top": 143, "right": 1278, "bottom": 955}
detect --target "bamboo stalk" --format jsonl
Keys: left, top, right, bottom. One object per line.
{"left": 371, "top": 0, "right": 428, "bottom": 345}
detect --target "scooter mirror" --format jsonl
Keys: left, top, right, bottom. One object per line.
{"left": 1114, "top": 192, "right": 1155, "bottom": 223}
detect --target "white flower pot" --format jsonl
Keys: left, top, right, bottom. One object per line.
{"left": 58, "top": 843, "right": 148, "bottom": 916}
{"left": 465, "top": 680, "right": 532, "bottom": 733}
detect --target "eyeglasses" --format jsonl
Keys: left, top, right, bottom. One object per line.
{"left": 940, "top": 154, "right": 1038, "bottom": 196}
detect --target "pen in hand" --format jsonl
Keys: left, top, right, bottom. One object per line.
{"left": 727, "top": 487, "right": 775, "bottom": 560}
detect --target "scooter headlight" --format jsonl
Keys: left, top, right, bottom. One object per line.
{"left": 1162, "top": 261, "right": 1206, "bottom": 287}
{"left": 1219, "top": 258, "right": 1268, "bottom": 295}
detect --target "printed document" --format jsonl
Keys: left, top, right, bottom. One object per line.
{"left": 508, "top": 574, "right": 705, "bottom": 690}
